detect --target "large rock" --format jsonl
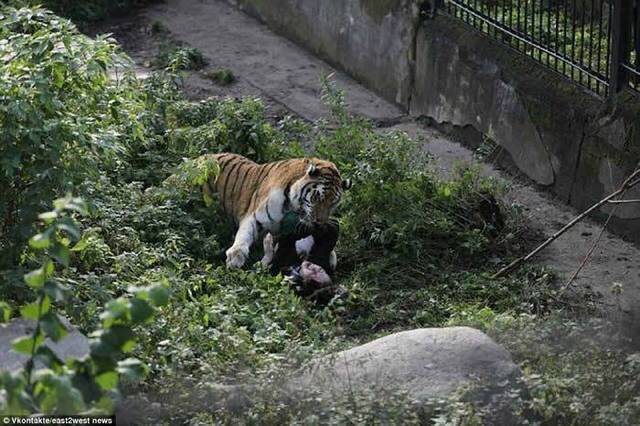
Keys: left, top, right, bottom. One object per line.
{"left": 0, "top": 317, "right": 89, "bottom": 371}
{"left": 290, "top": 327, "right": 520, "bottom": 403}
{"left": 117, "top": 327, "right": 521, "bottom": 424}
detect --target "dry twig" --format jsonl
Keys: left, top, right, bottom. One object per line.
{"left": 491, "top": 167, "right": 640, "bottom": 279}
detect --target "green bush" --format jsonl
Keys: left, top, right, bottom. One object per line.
{"left": 204, "top": 68, "right": 236, "bottom": 86}
{"left": 0, "top": 196, "right": 169, "bottom": 415}
{"left": 166, "top": 97, "right": 301, "bottom": 162}
{"left": 0, "top": 6, "right": 144, "bottom": 269}
{"left": 6, "top": 0, "right": 158, "bottom": 26}
{"left": 312, "top": 80, "right": 560, "bottom": 334}
{"left": 449, "top": 307, "right": 640, "bottom": 425}
{"left": 155, "top": 44, "right": 207, "bottom": 72}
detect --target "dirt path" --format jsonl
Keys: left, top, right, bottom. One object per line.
{"left": 105, "top": 0, "right": 640, "bottom": 342}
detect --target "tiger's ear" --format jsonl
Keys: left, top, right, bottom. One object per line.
{"left": 307, "top": 163, "right": 319, "bottom": 177}
{"left": 342, "top": 178, "right": 352, "bottom": 190}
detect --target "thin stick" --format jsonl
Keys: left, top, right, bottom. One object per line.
{"left": 563, "top": 168, "right": 640, "bottom": 289}
{"left": 607, "top": 199, "right": 640, "bottom": 204}
{"left": 562, "top": 203, "right": 618, "bottom": 290}
{"left": 492, "top": 167, "right": 640, "bottom": 279}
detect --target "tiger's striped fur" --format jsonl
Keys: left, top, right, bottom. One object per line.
{"left": 202, "top": 153, "right": 350, "bottom": 268}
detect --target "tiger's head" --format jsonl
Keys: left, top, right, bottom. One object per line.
{"left": 289, "top": 158, "right": 351, "bottom": 226}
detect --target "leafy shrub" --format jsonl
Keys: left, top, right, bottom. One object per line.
{"left": 155, "top": 44, "right": 207, "bottom": 72}
{"left": 312, "top": 79, "right": 560, "bottom": 334}
{"left": 204, "top": 68, "right": 236, "bottom": 86}
{"left": 166, "top": 97, "right": 303, "bottom": 162}
{"left": 0, "top": 6, "right": 144, "bottom": 269}
{"left": 0, "top": 196, "right": 169, "bottom": 415}
{"left": 449, "top": 307, "right": 640, "bottom": 425}
{"left": 6, "top": 0, "right": 159, "bottom": 26}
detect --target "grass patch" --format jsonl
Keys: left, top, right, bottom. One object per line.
{"left": 154, "top": 42, "right": 207, "bottom": 72}
{"left": 204, "top": 68, "right": 236, "bottom": 86}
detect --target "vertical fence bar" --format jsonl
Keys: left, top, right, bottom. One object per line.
{"left": 493, "top": 0, "right": 499, "bottom": 38}
{"left": 579, "top": 0, "right": 586, "bottom": 86}
{"left": 530, "top": 0, "right": 536, "bottom": 58}
{"left": 554, "top": 0, "right": 560, "bottom": 71}
{"left": 588, "top": 0, "right": 595, "bottom": 91}
{"left": 631, "top": 0, "right": 640, "bottom": 81}
{"left": 539, "top": 0, "right": 545, "bottom": 62}
{"left": 596, "top": 0, "right": 604, "bottom": 83}
{"left": 610, "top": 0, "right": 632, "bottom": 95}
{"left": 570, "top": 0, "right": 577, "bottom": 81}
{"left": 605, "top": 1, "right": 613, "bottom": 96}
{"left": 562, "top": 0, "right": 569, "bottom": 75}
{"left": 516, "top": 0, "right": 522, "bottom": 50}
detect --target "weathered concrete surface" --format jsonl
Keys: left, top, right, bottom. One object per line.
{"left": 411, "top": 23, "right": 555, "bottom": 186}
{"left": 0, "top": 317, "right": 89, "bottom": 371}
{"left": 229, "top": 0, "right": 418, "bottom": 108}
{"left": 292, "top": 327, "right": 519, "bottom": 401}
{"left": 144, "top": 0, "right": 403, "bottom": 122}
{"left": 412, "top": 18, "right": 640, "bottom": 240}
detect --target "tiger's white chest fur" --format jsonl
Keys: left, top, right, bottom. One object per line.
{"left": 253, "top": 188, "right": 288, "bottom": 233}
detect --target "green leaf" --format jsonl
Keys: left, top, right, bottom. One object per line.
{"left": 29, "top": 228, "right": 53, "bottom": 249}
{"left": 70, "top": 234, "right": 89, "bottom": 252}
{"left": 24, "top": 261, "right": 54, "bottom": 289}
{"left": 38, "top": 211, "right": 58, "bottom": 223}
{"left": 50, "top": 243, "right": 70, "bottom": 267}
{"left": 0, "top": 302, "right": 11, "bottom": 323}
{"left": 56, "top": 216, "right": 81, "bottom": 241}
{"left": 100, "top": 325, "right": 135, "bottom": 352}
{"left": 149, "top": 286, "right": 169, "bottom": 307}
{"left": 95, "top": 371, "right": 118, "bottom": 390}
{"left": 12, "top": 333, "right": 45, "bottom": 355}
{"left": 43, "top": 280, "right": 68, "bottom": 302}
{"left": 20, "top": 297, "right": 50, "bottom": 320}
{"left": 40, "top": 312, "right": 68, "bottom": 343}
{"left": 116, "top": 358, "right": 146, "bottom": 381}
{"left": 25, "top": 267, "right": 46, "bottom": 289}
{"left": 33, "top": 371, "right": 85, "bottom": 414}
{"left": 100, "top": 298, "right": 129, "bottom": 327}
{"left": 54, "top": 196, "right": 88, "bottom": 216}
{"left": 34, "top": 346, "right": 64, "bottom": 370}
{"left": 129, "top": 298, "right": 154, "bottom": 324}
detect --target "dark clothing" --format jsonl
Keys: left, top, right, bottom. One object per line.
{"left": 270, "top": 219, "right": 339, "bottom": 275}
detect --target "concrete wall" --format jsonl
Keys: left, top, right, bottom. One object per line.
{"left": 228, "top": 0, "right": 640, "bottom": 240}
{"left": 229, "top": 0, "right": 419, "bottom": 107}
{"left": 412, "top": 18, "right": 640, "bottom": 238}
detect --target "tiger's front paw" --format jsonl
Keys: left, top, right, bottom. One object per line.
{"left": 225, "top": 246, "right": 248, "bottom": 269}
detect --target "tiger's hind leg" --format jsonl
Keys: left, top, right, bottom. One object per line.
{"left": 226, "top": 216, "right": 259, "bottom": 268}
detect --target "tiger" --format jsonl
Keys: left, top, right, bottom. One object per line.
{"left": 202, "top": 152, "right": 351, "bottom": 269}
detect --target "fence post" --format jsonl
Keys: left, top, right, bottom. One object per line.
{"left": 610, "top": 0, "right": 632, "bottom": 95}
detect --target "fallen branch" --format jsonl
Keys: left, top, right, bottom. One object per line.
{"left": 607, "top": 199, "right": 640, "bottom": 204}
{"left": 491, "top": 167, "right": 640, "bottom": 279}
{"left": 562, "top": 203, "right": 618, "bottom": 290}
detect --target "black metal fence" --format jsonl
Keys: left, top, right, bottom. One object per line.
{"left": 441, "top": 0, "right": 640, "bottom": 98}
